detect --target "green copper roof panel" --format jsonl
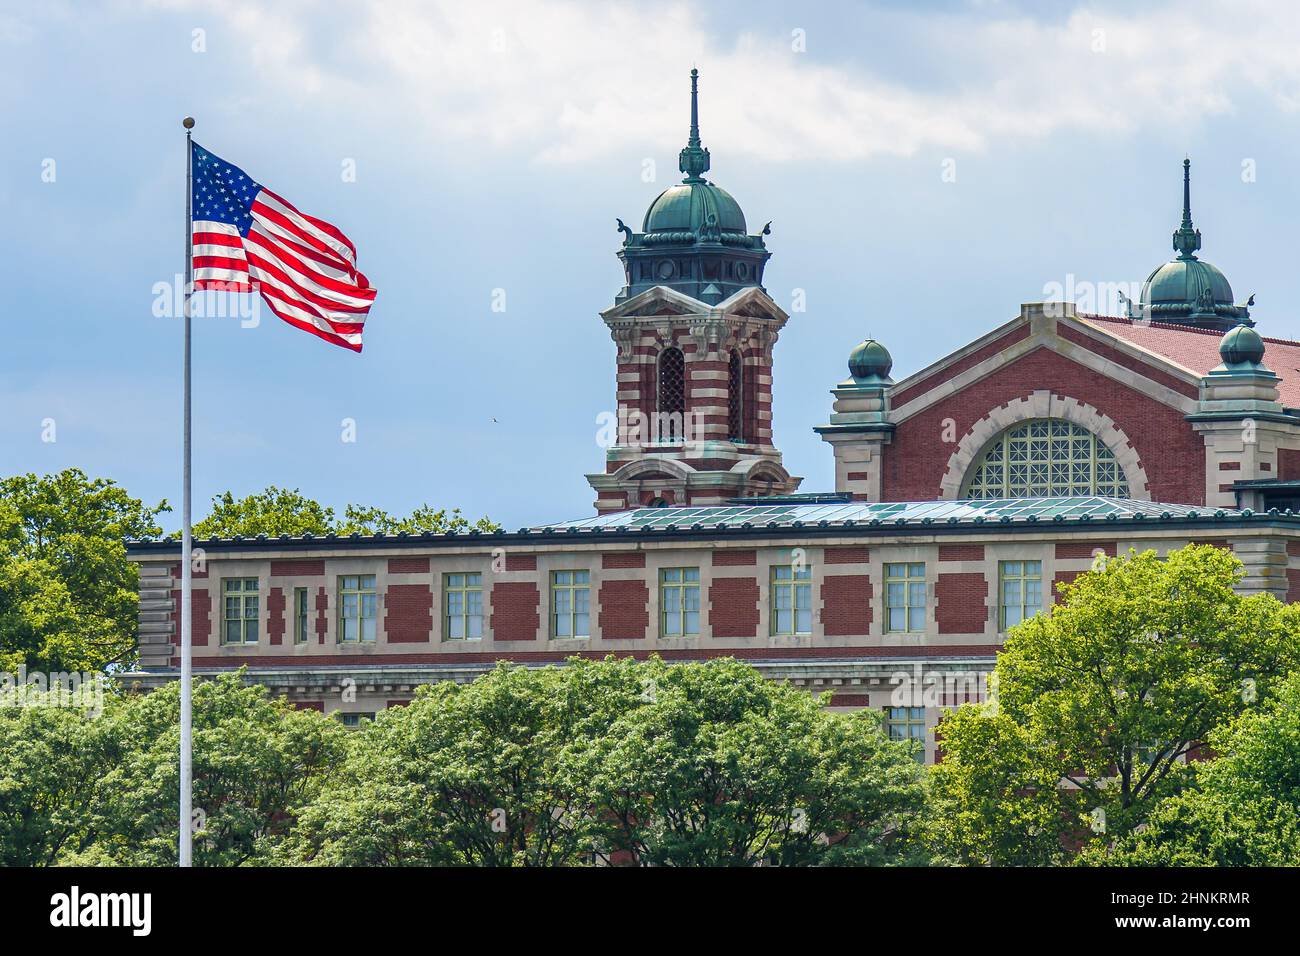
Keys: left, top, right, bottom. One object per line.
{"left": 536, "top": 497, "right": 1240, "bottom": 531}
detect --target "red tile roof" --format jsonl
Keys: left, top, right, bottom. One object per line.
{"left": 1078, "top": 314, "right": 1300, "bottom": 409}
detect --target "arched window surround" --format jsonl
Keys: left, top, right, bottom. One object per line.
{"left": 962, "top": 418, "right": 1130, "bottom": 499}
{"left": 937, "top": 392, "right": 1150, "bottom": 501}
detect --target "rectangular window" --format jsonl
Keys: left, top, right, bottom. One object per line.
{"left": 338, "top": 574, "right": 377, "bottom": 643}
{"left": 337, "top": 712, "right": 375, "bottom": 729}
{"left": 222, "top": 578, "right": 259, "bottom": 645}
{"left": 770, "top": 564, "right": 813, "bottom": 636}
{"left": 444, "top": 572, "right": 484, "bottom": 640}
{"left": 884, "top": 562, "right": 927, "bottom": 633}
{"left": 293, "top": 587, "right": 310, "bottom": 645}
{"left": 551, "top": 570, "right": 591, "bottom": 638}
{"left": 999, "top": 560, "right": 1043, "bottom": 630}
{"left": 660, "top": 567, "right": 701, "bottom": 637}
{"left": 883, "top": 706, "right": 927, "bottom": 763}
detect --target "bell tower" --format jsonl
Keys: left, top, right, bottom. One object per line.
{"left": 586, "top": 70, "right": 801, "bottom": 513}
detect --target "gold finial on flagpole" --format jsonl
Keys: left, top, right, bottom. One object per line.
{"left": 182, "top": 116, "right": 195, "bottom": 129}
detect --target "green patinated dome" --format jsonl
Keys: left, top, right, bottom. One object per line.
{"left": 613, "top": 69, "right": 771, "bottom": 304}
{"left": 1141, "top": 257, "right": 1238, "bottom": 319}
{"left": 848, "top": 338, "right": 893, "bottom": 382}
{"left": 1220, "top": 323, "right": 1265, "bottom": 366}
{"left": 1137, "top": 159, "right": 1250, "bottom": 330}
{"left": 643, "top": 181, "right": 747, "bottom": 235}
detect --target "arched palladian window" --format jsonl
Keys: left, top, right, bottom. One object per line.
{"left": 964, "top": 419, "right": 1130, "bottom": 499}
{"left": 727, "top": 349, "right": 744, "bottom": 442}
{"left": 656, "top": 347, "right": 685, "bottom": 442}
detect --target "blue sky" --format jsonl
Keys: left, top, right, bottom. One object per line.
{"left": 4, "top": 0, "right": 1300, "bottom": 531}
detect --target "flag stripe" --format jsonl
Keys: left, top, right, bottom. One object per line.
{"left": 190, "top": 145, "right": 374, "bottom": 351}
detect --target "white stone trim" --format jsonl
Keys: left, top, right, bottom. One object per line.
{"left": 937, "top": 390, "right": 1151, "bottom": 501}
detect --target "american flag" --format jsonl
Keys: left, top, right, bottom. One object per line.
{"left": 190, "top": 142, "right": 376, "bottom": 352}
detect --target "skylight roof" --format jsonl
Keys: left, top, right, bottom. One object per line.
{"left": 535, "top": 497, "right": 1239, "bottom": 531}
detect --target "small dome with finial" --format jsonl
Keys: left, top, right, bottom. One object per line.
{"left": 1138, "top": 159, "right": 1251, "bottom": 331}
{"left": 1219, "top": 323, "right": 1266, "bottom": 367}
{"left": 848, "top": 338, "right": 893, "bottom": 382}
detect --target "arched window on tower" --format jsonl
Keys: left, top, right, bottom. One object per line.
{"left": 963, "top": 419, "right": 1130, "bottom": 499}
{"left": 656, "top": 347, "right": 685, "bottom": 442}
{"left": 727, "top": 349, "right": 745, "bottom": 442}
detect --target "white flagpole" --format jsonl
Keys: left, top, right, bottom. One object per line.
{"left": 180, "top": 115, "right": 195, "bottom": 868}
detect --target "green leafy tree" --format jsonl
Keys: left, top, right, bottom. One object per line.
{"left": 0, "top": 693, "right": 111, "bottom": 866}
{"left": 336, "top": 503, "right": 499, "bottom": 535}
{"left": 564, "top": 657, "right": 927, "bottom": 866}
{"left": 928, "top": 545, "right": 1300, "bottom": 864}
{"left": 1086, "top": 669, "right": 1300, "bottom": 866}
{"left": 288, "top": 659, "right": 638, "bottom": 866}
{"left": 190, "top": 487, "right": 499, "bottom": 538}
{"left": 62, "top": 672, "right": 346, "bottom": 867}
{"left": 290, "top": 657, "right": 926, "bottom": 866}
{"left": 0, "top": 469, "right": 167, "bottom": 672}
{"left": 190, "top": 486, "right": 336, "bottom": 538}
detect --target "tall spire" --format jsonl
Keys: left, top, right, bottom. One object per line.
{"left": 678, "top": 68, "right": 711, "bottom": 183}
{"left": 1173, "top": 157, "right": 1202, "bottom": 260}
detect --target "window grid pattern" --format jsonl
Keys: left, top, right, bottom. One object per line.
{"left": 727, "top": 350, "right": 744, "bottom": 442}
{"left": 444, "top": 572, "right": 484, "bottom": 640}
{"left": 222, "top": 578, "right": 259, "bottom": 645}
{"left": 999, "top": 560, "right": 1043, "bottom": 631}
{"left": 551, "top": 570, "right": 591, "bottom": 638}
{"left": 885, "top": 563, "right": 927, "bottom": 633}
{"left": 660, "top": 567, "right": 701, "bottom": 637}
{"left": 770, "top": 564, "right": 813, "bottom": 636}
{"left": 965, "top": 419, "right": 1129, "bottom": 499}
{"left": 338, "top": 574, "right": 377, "bottom": 643}
{"left": 884, "top": 706, "right": 927, "bottom": 763}
{"left": 656, "top": 347, "right": 686, "bottom": 442}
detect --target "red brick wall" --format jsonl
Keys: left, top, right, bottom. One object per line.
{"left": 938, "top": 544, "right": 984, "bottom": 562}
{"left": 490, "top": 582, "right": 539, "bottom": 640}
{"left": 1288, "top": 569, "right": 1300, "bottom": 603}
{"left": 271, "top": 559, "right": 325, "bottom": 577}
{"left": 712, "top": 549, "right": 757, "bottom": 567}
{"left": 1057, "top": 324, "right": 1199, "bottom": 399}
{"left": 935, "top": 572, "right": 987, "bottom": 634}
{"left": 388, "top": 557, "right": 430, "bottom": 574}
{"left": 505, "top": 554, "right": 537, "bottom": 571}
{"left": 314, "top": 587, "right": 329, "bottom": 644}
{"left": 171, "top": 587, "right": 211, "bottom": 646}
{"left": 267, "top": 587, "right": 285, "bottom": 645}
{"left": 882, "top": 347, "right": 1204, "bottom": 504}
{"left": 824, "top": 546, "right": 869, "bottom": 565}
{"left": 294, "top": 701, "right": 324, "bottom": 712}
{"left": 821, "top": 574, "right": 872, "bottom": 636}
{"left": 1279, "top": 449, "right": 1300, "bottom": 480}
{"left": 385, "top": 584, "right": 432, "bottom": 643}
{"left": 892, "top": 324, "right": 1032, "bottom": 408}
{"left": 708, "top": 577, "right": 760, "bottom": 637}
{"left": 1056, "top": 541, "right": 1116, "bottom": 559}
{"left": 601, "top": 552, "right": 646, "bottom": 570}
{"left": 598, "top": 579, "right": 649, "bottom": 639}
{"left": 1053, "top": 570, "right": 1083, "bottom": 600}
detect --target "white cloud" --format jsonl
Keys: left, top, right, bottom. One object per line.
{"left": 96, "top": 1, "right": 1300, "bottom": 164}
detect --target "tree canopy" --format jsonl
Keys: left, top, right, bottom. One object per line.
{"left": 927, "top": 545, "right": 1300, "bottom": 864}
{"left": 289, "top": 657, "right": 928, "bottom": 866}
{"left": 0, "top": 469, "right": 168, "bottom": 673}
{"left": 190, "top": 486, "right": 498, "bottom": 538}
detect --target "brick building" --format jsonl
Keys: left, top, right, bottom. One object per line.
{"left": 127, "top": 74, "right": 1300, "bottom": 762}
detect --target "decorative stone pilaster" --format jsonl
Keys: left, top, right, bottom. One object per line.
{"left": 815, "top": 339, "right": 897, "bottom": 501}
{"left": 1187, "top": 325, "right": 1300, "bottom": 509}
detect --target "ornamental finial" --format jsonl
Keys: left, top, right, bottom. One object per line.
{"left": 679, "top": 68, "right": 711, "bottom": 183}
{"left": 1173, "top": 157, "right": 1202, "bottom": 260}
